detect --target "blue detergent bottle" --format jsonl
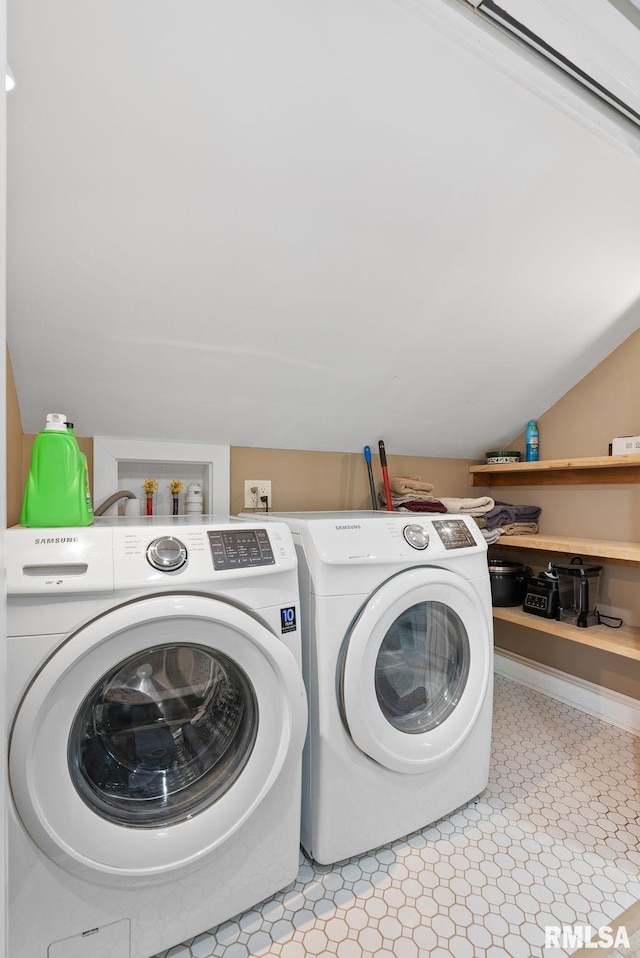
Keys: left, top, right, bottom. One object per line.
{"left": 525, "top": 420, "right": 539, "bottom": 462}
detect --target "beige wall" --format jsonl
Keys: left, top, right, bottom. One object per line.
{"left": 512, "top": 326, "right": 640, "bottom": 461}
{"left": 230, "top": 447, "right": 472, "bottom": 514}
{"left": 484, "top": 327, "right": 640, "bottom": 697}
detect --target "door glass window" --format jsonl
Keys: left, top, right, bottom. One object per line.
{"left": 68, "top": 644, "right": 258, "bottom": 827}
{"left": 374, "top": 601, "right": 470, "bottom": 734}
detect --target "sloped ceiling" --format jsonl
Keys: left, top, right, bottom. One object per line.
{"left": 7, "top": 0, "right": 640, "bottom": 457}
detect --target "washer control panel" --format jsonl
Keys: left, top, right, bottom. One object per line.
{"left": 112, "top": 521, "right": 291, "bottom": 587}
{"left": 5, "top": 520, "right": 297, "bottom": 595}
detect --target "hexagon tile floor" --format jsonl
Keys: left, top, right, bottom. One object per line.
{"left": 156, "top": 675, "right": 640, "bottom": 958}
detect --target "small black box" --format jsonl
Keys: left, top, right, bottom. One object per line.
{"left": 522, "top": 574, "right": 559, "bottom": 619}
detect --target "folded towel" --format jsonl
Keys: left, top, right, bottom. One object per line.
{"left": 484, "top": 501, "right": 542, "bottom": 531}
{"left": 383, "top": 492, "right": 439, "bottom": 504}
{"left": 389, "top": 476, "right": 435, "bottom": 496}
{"left": 473, "top": 517, "right": 487, "bottom": 529}
{"left": 501, "top": 522, "right": 539, "bottom": 536}
{"left": 379, "top": 490, "right": 443, "bottom": 509}
{"left": 481, "top": 527, "right": 503, "bottom": 545}
{"left": 396, "top": 499, "right": 448, "bottom": 513}
{"left": 438, "top": 496, "right": 495, "bottom": 516}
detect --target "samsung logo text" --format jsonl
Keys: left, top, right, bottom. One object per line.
{"left": 34, "top": 537, "right": 79, "bottom": 545}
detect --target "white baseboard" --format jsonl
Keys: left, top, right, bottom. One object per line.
{"left": 494, "top": 649, "right": 640, "bottom": 736}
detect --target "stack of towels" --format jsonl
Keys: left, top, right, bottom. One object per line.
{"left": 379, "top": 476, "right": 540, "bottom": 543}
{"left": 378, "top": 476, "right": 447, "bottom": 512}
{"left": 481, "top": 500, "right": 541, "bottom": 544}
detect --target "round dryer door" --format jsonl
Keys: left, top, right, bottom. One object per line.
{"left": 340, "top": 567, "right": 491, "bottom": 774}
{"left": 9, "top": 593, "right": 307, "bottom": 882}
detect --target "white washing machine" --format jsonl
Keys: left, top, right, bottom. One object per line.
{"left": 6, "top": 517, "right": 307, "bottom": 958}
{"left": 244, "top": 510, "right": 493, "bottom": 865}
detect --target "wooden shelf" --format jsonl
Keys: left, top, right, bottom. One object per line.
{"left": 470, "top": 454, "right": 640, "bottom": 486}
{"left": 493, "top": 606, "right": 640, "bottom": 661}
{"left": 491, "top": 534, "right": 640, "bottom": 565}
{"left": 477, "top": 455, "right": 640, "bottom": 664}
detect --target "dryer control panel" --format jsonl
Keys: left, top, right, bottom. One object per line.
{"left": 282, "top": 511, "right": 485, "bottom": 566}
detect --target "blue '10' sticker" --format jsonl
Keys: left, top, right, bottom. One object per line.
{"left": 280, "top": 606, "right": 297, "bottom": 633}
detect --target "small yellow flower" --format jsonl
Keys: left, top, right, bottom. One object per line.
{"left": 143, "top": 478, "right": 159, "bottom": 494}
{"left": 169, "top": 479, "right": 184, "bottom": 495}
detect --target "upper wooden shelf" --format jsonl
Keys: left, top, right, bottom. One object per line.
{"left": 490, "top": 534, "right": 640, "bottom": 565}
{"left": 470, "top": 454, "right": 640, "bottom": 486}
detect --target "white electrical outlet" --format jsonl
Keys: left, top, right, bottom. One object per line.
{"left": 243, "top": 480, "right": 272, "bottom": 509}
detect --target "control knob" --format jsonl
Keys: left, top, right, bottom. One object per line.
{"left": 146, "top": 536, "right": 188, "bottom": 571}
{"left": 403, "top": 524, "right": 429, "bottom": 551}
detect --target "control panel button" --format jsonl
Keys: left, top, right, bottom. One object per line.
{"left": 403, "top": 524, "right": 430, "bottom": 550}
{"left": 146, "top": 536, "right": 188, "bottom": 572}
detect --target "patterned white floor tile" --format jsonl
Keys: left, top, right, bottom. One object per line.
{"left": 152, "top": 677, "right": 640, "bottom": 958}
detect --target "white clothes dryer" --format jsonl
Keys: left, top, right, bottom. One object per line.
{"left": 245, "top": 510, "right": 493, "bottom": 865}
{"left": 6, "top": 517, "right": 307, "bottom": 958}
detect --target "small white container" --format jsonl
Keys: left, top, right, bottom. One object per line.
{"left": 124, "top": 497, "right": 141, "bottom": 517}
{"left": 611, "top": 435, "right": 640, "bottom": 456}
{"left": 185, "top": 482, "right": 203, "bottom": 514}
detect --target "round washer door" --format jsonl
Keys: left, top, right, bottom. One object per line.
{"left": 9, "top": 593, "right": 307, "bottom": 882}
{"left": 340, "top": 567, "right": 491, "bottom": 774}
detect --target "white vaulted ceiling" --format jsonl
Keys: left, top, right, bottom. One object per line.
{"left": 7, "top": 0, "right": 640, "bottom": 457}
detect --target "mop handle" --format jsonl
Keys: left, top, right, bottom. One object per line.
{"left": 378, "top": 440, "right": 393, "bottom": 512}
{"left": 363, "top": 446, "right": 377, "bottom": 511}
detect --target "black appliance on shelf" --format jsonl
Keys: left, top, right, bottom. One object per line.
{"left": 488, "top": 559, "right": 531, "bottom": 607}
{"left": 554, "top": 559, "right": 603, "bottom": 628}
{"left": 522, "top": 572, "right": 559, "bottom": 619}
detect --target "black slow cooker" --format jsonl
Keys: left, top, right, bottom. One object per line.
{"left": 488, "top": 559, "right": 531, "bottom": 607}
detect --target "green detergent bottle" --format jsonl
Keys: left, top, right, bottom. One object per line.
{"left": 65, "top": 420, "right": 94, "bottom": 520}
{"left": 21, "top": 413, "right": 94, "bottom": 527}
